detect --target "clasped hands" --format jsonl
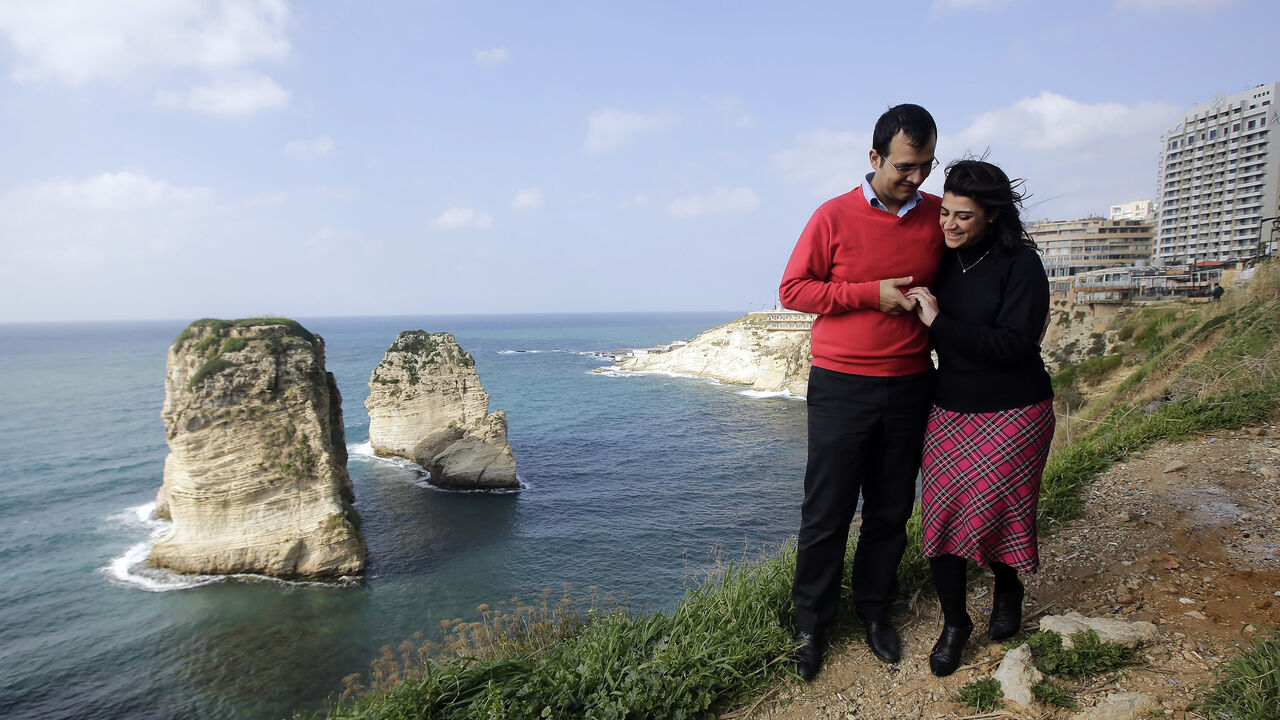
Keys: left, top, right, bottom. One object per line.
{"left": 879, "top": 277, "right": 939, "bottom": 327}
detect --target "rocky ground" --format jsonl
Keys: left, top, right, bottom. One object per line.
{"left": 735, "top": 425, "right": 1280, "bottom": 720}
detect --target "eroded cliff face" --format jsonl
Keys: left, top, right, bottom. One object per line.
{"left": 615, "top": 314, "right": 812, "bottom": 395}
{"left": 365, "top": 331, "right": 518, "bottom": 490}
{"left": 149, "top": 318, "right": 366, "bottom": 579}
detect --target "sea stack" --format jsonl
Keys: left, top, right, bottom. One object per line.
{"left": 365, "top": 331, "right": 518, "bottom": 490}
{"left": 149, "top": 318, "right": 366, "bottom": 579}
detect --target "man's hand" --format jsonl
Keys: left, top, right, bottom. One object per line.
{"left": 878, "top": 276, "right": 917, "bottom": 315}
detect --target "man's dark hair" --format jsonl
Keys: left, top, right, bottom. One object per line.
{"left": 872, "top": 104, "right": 937, "bottom": 159}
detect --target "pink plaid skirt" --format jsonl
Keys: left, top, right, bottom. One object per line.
{"left": 920, "top": 399, "right": 1055, "bottom": 573}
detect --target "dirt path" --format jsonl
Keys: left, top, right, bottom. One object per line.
{"left": 740, "top": 425, "right": 1280, "bottom": 720}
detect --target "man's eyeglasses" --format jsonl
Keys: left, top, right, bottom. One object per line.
{"left": 883, "top": 157, "right": 939, "bottom": 175}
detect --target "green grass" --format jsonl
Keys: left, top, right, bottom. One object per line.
{"left": 315, "top": 552, "right": 797, "bottom": 719}
{"left": 1197, "top": 627, "right": 1280, "bottom": 720}
{"left": 956, "top": 678, "right": 1003, "bottom": 712}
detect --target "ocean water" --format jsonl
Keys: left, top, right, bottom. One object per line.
{"left": 0, "top": 313, "right": 808, "bottom": 720}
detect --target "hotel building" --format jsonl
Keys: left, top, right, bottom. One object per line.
{"left": 1155, "top": 83, "right": 1280, "bottom": 264}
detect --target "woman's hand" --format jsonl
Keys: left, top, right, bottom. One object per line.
{"left": 905, "top": 287, "right": 939, "bottom": 327}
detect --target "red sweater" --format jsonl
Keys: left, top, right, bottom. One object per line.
{"left": 780, "top": 188, "right": 944, "bottom": 376}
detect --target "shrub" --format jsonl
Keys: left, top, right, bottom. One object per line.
{"left": 957, "top": 678, "right": 1003, "bottom": 712}
{"left": 1020, "top": 630, "right": 1137, "bottom": 678}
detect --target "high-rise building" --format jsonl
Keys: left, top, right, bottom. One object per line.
{"left": 1155, "top": 83, "right": 1280, "bottom": 264}
{"left": 1031, "top": 216, "right": 1155, "bottom": 294}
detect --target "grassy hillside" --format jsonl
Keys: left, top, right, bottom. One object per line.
{"left": 308, "top": 261, "right": 1280, "bottom": 720}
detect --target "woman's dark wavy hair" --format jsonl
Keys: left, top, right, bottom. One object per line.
{"left": 942, "top": 159, "right": 1037, "bottom": 254}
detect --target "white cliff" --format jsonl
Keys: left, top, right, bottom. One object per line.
{"left": 365, "top": 331, "right": 518, "bottom": 490}
{"left": 612, "top": 313, "right": 811, "bottom": 396}
{"left": 149, "top": 318, "right": 366, "bottom": 579}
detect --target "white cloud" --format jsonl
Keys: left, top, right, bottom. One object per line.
{"left": 949, "top": 91, "right": 1181, "bottom": 219}
{"left": 585, "top": 109, "right": 676, "bottom": 153}
{"left": 1115, "top": 0, "right": 1241, "bottom": 10}
{"left": 430, "top": 207, "right": 495, "bottom": 231}
{"left": 771, "top": 129, "right": 870, "bottom": 198}
{"left": 953, "top": 90, "right": 1177, "bottom": 155}
{"left": 285, "top": 136, "right": 335, "bottom": 159}
{"left": 473, "top": 46, "right": 509, "bottom": 67}
{"left": 0, "top": 0, "right": 290, "bottom": 85}
{"left": 155, "top": 73, "right": 288, "bottom": 115}
{"left": 665, "top": 187, "right": 760, "bottom": 218}
{"left": 19, "top": 171, "right": 214, "bottom": 211}
{"left": 511, "top": 188, "right": 543, "bottom": 210}
{"left": 0, "top": 171, "right": 218, "bottom": 271}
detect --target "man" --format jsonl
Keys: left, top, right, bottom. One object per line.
{"left": 779, "top": 103, "right": 945, "bottom": 680}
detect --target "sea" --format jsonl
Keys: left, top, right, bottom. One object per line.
{"left": 0, "top": 313, "right": 809, "bottom": 720}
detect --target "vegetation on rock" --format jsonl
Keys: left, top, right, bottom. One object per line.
{"left": 177, "top": 316, "right": 322, "bottom": 389}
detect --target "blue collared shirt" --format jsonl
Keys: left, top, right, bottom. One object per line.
{"left": 861, "top": 172, "right": 922, "bottom": 217}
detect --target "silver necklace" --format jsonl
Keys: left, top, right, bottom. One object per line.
{"left": 958, "top": 247, "right": 992, "bottom": 273}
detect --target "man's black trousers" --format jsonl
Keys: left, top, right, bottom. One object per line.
{"left": 792, "top": 365, "right": 933, "bottom": 632}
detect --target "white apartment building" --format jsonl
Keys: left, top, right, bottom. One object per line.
{"left": 1155, "top": 83, "right": 1280, "bottom": 264}
{"left": 1030, "top": 216, "right": 1155, "bottom": 294}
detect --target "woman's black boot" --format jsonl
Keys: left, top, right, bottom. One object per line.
{"left": 929, "top": 555, "right": 973, "bottom": 676}
{"left": 988, "top": 563, "right": 1024, "bottom": 641}
{"left": 929, "top": 620, "right": 973, "bottom": 676}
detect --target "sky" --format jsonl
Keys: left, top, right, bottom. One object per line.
{"left": 1, "top": 0, "right": 1278, "bottom": 323}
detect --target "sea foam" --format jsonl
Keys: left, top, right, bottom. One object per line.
{"left": 739, "top": 389, "right": 805, "bottom": 401}
{"left": 102, "top": 502, "right": 217, "bottom": 592}
{"left": 348, "top": 441, "right": 421, "bottom": 471}
{"left": 591, "top": 367, "right": 723, "bottom": 385}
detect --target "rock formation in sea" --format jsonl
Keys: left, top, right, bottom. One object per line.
{"left": 149, "top": 318, "right": 366, "bottom": 579}
{"left": 612, "top": 313, "right": 812, "bottom": 396}
{"left": 365, "top": 331, "right": 518, "bottom": 490}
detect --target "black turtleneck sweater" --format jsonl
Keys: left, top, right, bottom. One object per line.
{"left": 928, "top": 233, "right": 1054, "bottom": 413}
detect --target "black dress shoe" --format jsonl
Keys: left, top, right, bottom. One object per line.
{"left": 929, "top": 621, "right": 973, "bottom": 676}
{"left": 988, "top": 586, "right": 1025, "bottom": 641}
{"left": 864, "top": 619, "right": 900, "bottom": 663}
{"left": 792, "top": 629, "right": 825, "bottom": 681}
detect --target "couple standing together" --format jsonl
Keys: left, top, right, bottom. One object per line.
{"left": 781, "top": 103, "right": 1055, "bottom": 680}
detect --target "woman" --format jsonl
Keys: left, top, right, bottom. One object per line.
{"left": 905, "top": 160, "right": 1054, "bottom": 677}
